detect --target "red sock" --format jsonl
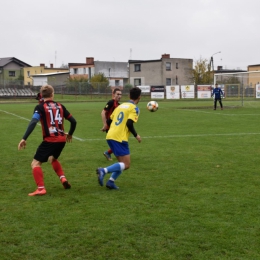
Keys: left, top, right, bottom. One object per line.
{"left": 108, "top": 149, "right": 113, "bottom": 154}
{"left": 32, "top": 167, "right": 44, "bottom": 188}
{"left": 51, "top": 160, "right": 64, "bottom": 178}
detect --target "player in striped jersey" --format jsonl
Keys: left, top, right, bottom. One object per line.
{"left": 100, "top": 88, "right": 122, "bottom": 160}
{"left": 18, "top": 85, "right": 77, "bottom": 196}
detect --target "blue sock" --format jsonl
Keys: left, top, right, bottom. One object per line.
{"left": 106, "top": 163, "right": 121, "bottom": 173}
{"left": 111, "top": 171, "right": 122, "bottom": 180}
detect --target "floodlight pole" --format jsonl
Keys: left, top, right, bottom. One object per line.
{"left": 210, "top": 51, "right": 221, "bottom": 71}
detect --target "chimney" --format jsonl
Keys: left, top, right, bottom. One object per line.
{"left": 161, "top": 54, "right": 170, "bottom": 59}
{"left": 217, "top": 66, "right": 223, "bottom": 71}
{"left": 86, "top": 57, "right": 94, "bottom": 65}
{"left": 50, "top": 63, "right": 53, "bottom": 68}
{"left": 40, "top": 63, "right": 45, "bottom": 67}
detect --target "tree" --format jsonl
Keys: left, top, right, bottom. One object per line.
{"left": 65, "top": 76, "right": 90, "bottom": 93}
{"left": 124, "top": 83, "right": 133, "bottom": 89}
{"left": 192, "top": 57, "right": 213, "bottom": 85}
{"left": 90, "top": 73, "right": 109, "bottom": 89}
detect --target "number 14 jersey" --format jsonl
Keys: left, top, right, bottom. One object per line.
{"left": 33, "top": 101, "right": 73, "bottom": 142}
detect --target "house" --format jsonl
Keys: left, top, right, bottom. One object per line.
{"left": 247, "top": 64, "right": 260, "bottom": 87}
{"left": 32, "top": 72, "right": 70, "bottom": 87}
{"left": 128, "top": 54, "right": 193, "bottom": 87}
{"left": 23, "top": 63, "right": 69, "bottom": 86}
{"left": 0, "top": 57, "right": 31, "bottom": 86}
{"left": 68, "top": 57, "right": 129, "bottom": 87}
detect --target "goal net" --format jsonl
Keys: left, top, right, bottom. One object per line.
{"left": 214, "top": 71, "right": 260, "bottom": 107}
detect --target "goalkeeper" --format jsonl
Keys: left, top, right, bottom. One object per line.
{"left": 212, "top": 83, "right": 224, "bottom": 110}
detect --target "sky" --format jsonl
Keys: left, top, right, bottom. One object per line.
{"left": 1, "top": 0, "right": 260, "bottom": 70}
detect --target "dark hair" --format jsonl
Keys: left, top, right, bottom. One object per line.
{"left": 113, "top": 88, "right": 121, "bottom": 94}
{"left": 36, "top": 92, "right": 42, "bottom": 100}
{"left": 130, "top": 87, "right": 141, "bottom": 100}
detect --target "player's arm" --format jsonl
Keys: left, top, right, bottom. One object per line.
{"left": 66, "top": 116, "right": 77, "bottom": 142}
{"left": 107, "top": 118, "right": 112, "bottom": 127}
{"left": 101, "top": 109, "right": 108, "bottom": 131}
{"left": 18, "top": 113, "right": 39, "bottom": 150}
{"left": 126, "top": 119, "right": 141, "bottom": 143}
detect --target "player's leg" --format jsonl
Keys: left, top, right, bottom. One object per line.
{"left": 28, "top": 159, "right": 46, "bottom": 196}
{"left": 97, "top": 140, "right": 129, "bottom": 189}
{"left": 28, "top": 141, "right": 50, "bottom": 196}
{"left": 106, "top": 155, "right": 129, "bottom": 187}
{"left": 103, "top": 130, "right": 113, "bottom": 160}
{"left": 219, "top": 99, "right": 223, "bottom": 110}
{"left": 50, "top": 143, "right": 71, "bottom": 189}
{"left": 214, "top": 99, "right": 217, "bottom": 110}
{"left": 103, "top": 149, "right": 113, "bottom": 161}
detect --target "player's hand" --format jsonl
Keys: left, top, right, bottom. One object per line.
{"left": 135, "top": 135, "right": 141, "bottom": 143}
{"left": 18, "top": 139, "right": 26, "bottom": 150}
{"left": 66, "top": 134, "right": 72, "bottom": 143}
{"left": 100, "top": 125, "right": 107, "bottom": 132}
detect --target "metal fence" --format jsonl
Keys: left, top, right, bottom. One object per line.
{"left": 0, "top": 80, "right": 132, "bottom": 99}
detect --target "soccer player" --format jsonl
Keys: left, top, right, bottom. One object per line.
{"left": 212, "top": 83, "right": 224, "bottom": 110}
{"left": 18, "top": 85, "right": 77, "bottom": 196}
{"left": 96, "top": 87, "right": 142, "bottom": 189}
{"left": 100, "top": 88, "right": 122, "bottom": 161}
{"left": 36, "top": 92, "right": 44, "bottom": 104}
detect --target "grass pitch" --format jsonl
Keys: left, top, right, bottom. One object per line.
{"left": 0, "top": 99, "right": 260, "bottom": 260}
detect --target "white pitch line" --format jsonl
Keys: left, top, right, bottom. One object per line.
{"left": 0, "top": 109, "right": 85, "bottom": 142}
{"left": 181, "top": 109, "right": 259, "bottom": 116}
{"left": 82, "top": 132, "right": 260, "bottom": 141}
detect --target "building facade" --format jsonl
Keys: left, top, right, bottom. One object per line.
{"left": 68, "top": 57, "right": 128, "bottom": 87}
{"left": 23, "top": 63, "right": 69, "bottom": 86}
{"left": 129, "top": 54, "right": 193, "bottom": 87}
{"left": 247, "top": 64, "right": 260, "bottom": 87}
{"left": 0, "top": 57, "right": 31, "bottom": 86}
{"left": 32, "top": 72, "right": 70, "bottom": 87}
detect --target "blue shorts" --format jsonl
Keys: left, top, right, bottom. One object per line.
{"left": 107, "top": 140, "right": 130, "bottom": 156}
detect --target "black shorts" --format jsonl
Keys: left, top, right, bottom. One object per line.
{"left": 34, "top": 141, "right": 66, "bottom": 163}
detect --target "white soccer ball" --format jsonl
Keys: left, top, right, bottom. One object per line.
{"left": 147, "top": 101, "right": 159, "bottom": 112}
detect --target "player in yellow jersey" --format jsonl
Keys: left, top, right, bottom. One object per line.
{"left": 96, "top": 87, "right": 142, "bottom": 189}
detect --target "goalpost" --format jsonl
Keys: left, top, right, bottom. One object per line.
{"left": 214, "top": 70, "right": 260, "bottom": 107}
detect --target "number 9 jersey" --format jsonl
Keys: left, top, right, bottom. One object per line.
{"left": 106, "top": 101, "right": 140, "bottom": 143}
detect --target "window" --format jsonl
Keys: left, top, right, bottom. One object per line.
{"left": 134, "top": 78, "right": 141, "bottom": 86}
{"left": 176, "top": 63, "right": 178, "bottom": 69}
{"left": 73, "top": 68, "right": 78, "bottom": 74}
{"left": 134, "top": 64, "right": 141, "bottom": 72}
{"left": 176, "top": 76, "right": 178, "bottom": 85}
{"left": 115, "top": 80, "right": 120, "bottom": 86}
{"left": 27, "top": 71, "right": 30, "bottom": 77}
{"left": 83, "top": 68, "right": 86, "bottom": 74}
{"left": 9, "top": 71, "right": 15, "bottom": 77}
{"left": 166, "top": 62, "right": 171, "bottom": 71}
{"left": 166, "top": 78, "right": 171, "bottom": 85}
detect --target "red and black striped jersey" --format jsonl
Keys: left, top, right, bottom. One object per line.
{"left": 103, "top": 99, "right": 120, "bottom": 130}
{"left": 33, "top": 101, "right": 72, "bottom": 142}
{"left": 104, "top": 99, "right": 120, "bottom": 120}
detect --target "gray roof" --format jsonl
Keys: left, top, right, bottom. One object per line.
{"left": 0, "top": 57, "right": 31, "bottom": 67}
{"left": 32, "top": 72, "right": 69, "bottom": 77}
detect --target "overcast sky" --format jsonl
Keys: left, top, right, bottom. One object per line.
{"left": 1, "top": 0, "right": 260, "bottom": 70}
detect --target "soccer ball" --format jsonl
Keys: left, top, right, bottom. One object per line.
{"left": 147, "top": 101, "right": 159, "bottom": 112}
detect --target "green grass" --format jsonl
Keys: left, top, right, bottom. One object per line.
{"left": 1, "top": 99, "right": 260, "bottom": 259}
